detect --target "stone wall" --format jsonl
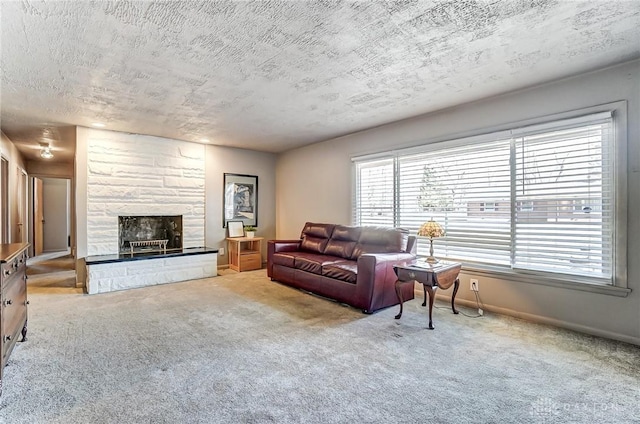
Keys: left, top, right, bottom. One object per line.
{"left": 85, "top": 132, "right": 205, "bottom": 256}
{"left": 86, "top": 253, "right": 217, "bottom": 295}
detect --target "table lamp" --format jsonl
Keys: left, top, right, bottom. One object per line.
{"left": 418, "top": 219, "right": 445, "bottom": 264}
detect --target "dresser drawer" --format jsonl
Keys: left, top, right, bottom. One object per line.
{"left": 1, "top": 251, "right": 27, "bottom": 287}
{"left": 2, "top": 266, "right": 26, "bottom": 291}
{"left": 2, "top": 273, "right": 27, "bottom": 335}
{"left": 2, "top": 274, "right": 27, "bottom": 368}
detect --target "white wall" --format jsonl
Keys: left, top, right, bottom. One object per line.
{"left": 205, "top": 145, "right": 277, "bottom": 265}
{"left": 42, "top": 177, "right": 69, "bottom": 252}
{"left": 276, "top": 60, "right": 640, "bottom": 344}
{"left": 76, "top": 129, "right": 88, "bottom": 260}
{"left": 76, "top": 128, "right": 206, "bottom": 256}
{"left": 86, "top": 253, "right": 217, "bottom": 294}
{"left": 75, "top": 128, "right": 278, "bottom": 268}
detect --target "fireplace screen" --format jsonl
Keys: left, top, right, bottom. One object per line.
{"left": 119, "top": 215, "right": 182, "bottom": 255}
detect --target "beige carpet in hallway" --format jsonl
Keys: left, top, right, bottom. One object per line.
{"left": 26, "top": 251, "right": 79, "bottom": 294}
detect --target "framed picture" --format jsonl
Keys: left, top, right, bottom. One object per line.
{"left": 223, "top": 173, "right": 258, "bottom": 228}
{"left": 226, "top": 220, "right": 245, "bottom": 238}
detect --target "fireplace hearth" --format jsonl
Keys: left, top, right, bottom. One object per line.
{"left": 119, "top": 215, "right": 182, "bottom": 255}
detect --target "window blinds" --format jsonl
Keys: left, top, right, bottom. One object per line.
{"left": 397, "top": 139, "right": 512, "bottom": 265}
{"left": 354, "top": 158, "right": 395, "bottom": 227}
{"left": 513, "top": 114, "right": 613, "bottom": 279}
{"left": 352, "top": 111, "right": 615, "bottom": 283}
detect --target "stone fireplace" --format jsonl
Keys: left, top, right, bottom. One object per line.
{"left": 119, "top": 215, "right": 183, "bottom": 255}
{"left": 81, "top": 131, "right": 217, "bottom": 294}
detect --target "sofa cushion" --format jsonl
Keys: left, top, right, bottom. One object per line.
{"left": 322, "top": 260, "right": 358, "bottom": 284}
{"left": 300, "top": 222, "right": 335, "bottom": 254}
{"left": 294, "top": 252, "right": 343, "bottom": 275}
{"left": 271, "top": 252, "right": 296, "bottom": 268}
{"left": 324, "top": 225, "right": 361, "bottom": 259}
{"left": 351, "top": 227, "right": 410, "bottom": 259}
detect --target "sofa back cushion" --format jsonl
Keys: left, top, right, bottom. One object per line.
{"left": 299, "top": 222, "right": 335, "bottom": 254}
{"left": 350, "top": 226, "right": 409, "bottom": 259}
{"left": 324, "top": 225, "right": 361, "bottom": 259}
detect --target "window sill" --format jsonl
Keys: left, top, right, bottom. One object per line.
{"left": 459, "top": 263, "right": 631, "bottom": 298}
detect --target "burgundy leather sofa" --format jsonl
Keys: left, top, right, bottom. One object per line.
{"left": 267, "top": 222, "right": 416, "bottom": 313}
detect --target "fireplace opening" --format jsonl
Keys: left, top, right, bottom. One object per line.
{"left": 118, "top": 215, "right": 182, "bottom": 255}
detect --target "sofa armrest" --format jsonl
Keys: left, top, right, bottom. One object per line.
{"left": 268, "top": 240, "right": 301, "bottom": 253}
{"left": 267, "top": 240, "right": 301, "bottom": 277}
{"left": 355, "top": 252, "right": 416, "bottom": 312}
{"left": 406, "top": 235, "right": 417, "bottom": 255}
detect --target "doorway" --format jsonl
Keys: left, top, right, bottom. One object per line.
{"left": 16, "top": 168, "right": 28, "bottom": 243}
{"left": 32, "top": 177, "right": 71, "bottom": 255}
{"left": 1, "top": 156, "right": 8, "bottom": 243}
{"left": 41, "top": 177, "right": 70, "bottom": 252}
{"left": 28, "top": 176, "right": 78, "bottom": 293}
{"left": 32, "top": 177, "right": 44, "bottom": 256}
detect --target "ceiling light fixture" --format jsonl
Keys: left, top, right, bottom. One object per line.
{"left": 91, "top": 122, "right": 105, "bottom": 128}
{"left": 40, "top": 144, "right": 54, "bottom": 159}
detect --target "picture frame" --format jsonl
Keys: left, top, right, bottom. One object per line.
{"left": 226, "top": 220, "right": 245, "bottom": 238}
{"left": 223, "top": 173, "right": 258, "bottom": 228}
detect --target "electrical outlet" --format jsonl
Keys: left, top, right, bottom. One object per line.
{"left": 470, "top": 279, "right": 479, "bottom": 292}
{"left": 219, "top": 247, "right": 225, "bottom": 256}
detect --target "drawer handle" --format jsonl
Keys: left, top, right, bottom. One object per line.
{"left": 3, "top": 269, "right": 10, "bottom": 276}
{"left": 4, "top": 335, "right": 11, "bottom": 342}
{"left": 3, "top": 299, "right": 12, "bottom": 306}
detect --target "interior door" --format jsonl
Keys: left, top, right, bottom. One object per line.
{"left": 41, "top": 178, "right": 70, "bottom": 252}
{"left": 34, "top": 177, "right": 44, "bottom": 256}
{"left": 1, "top": 156, "right": 8, "bottom": 243}
{"left": 16, "top": 169, "right": 28, "bottom": 243}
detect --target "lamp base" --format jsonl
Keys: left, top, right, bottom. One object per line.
{"left": 426, "top": 239, "right": 439, "bottom": 264}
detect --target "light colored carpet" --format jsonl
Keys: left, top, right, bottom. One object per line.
{"left": 26, "top": 252, "right": 78, "bottom": 293}
{"left": 1, "top": 269, "right": 638, "bottom": 423}
{"left": 27, "top": 253, "right": 75, "bottom": 276}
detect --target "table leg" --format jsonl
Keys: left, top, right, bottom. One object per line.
{"left": 421, "top": 283, "right": 427, "bottom": 307}
{"left": 20, "top": 320, "right": 27, "bottom": 342}
{"left": 451, "top": 278, "right": 460, "bottom": 315}
{"left": 394, "top": 280, "right": 404, "bottom": 319}
{"left": 424, "top": 285, "right": 435, "bottom": 330}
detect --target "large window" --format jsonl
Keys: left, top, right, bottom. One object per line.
{"left": 353, "top": 109, "right": 624, "bottom": 286}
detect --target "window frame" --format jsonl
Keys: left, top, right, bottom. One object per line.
{"left": 351, "top": 102, "right": 629, "bottom": 296}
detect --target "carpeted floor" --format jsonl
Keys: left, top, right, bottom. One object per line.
{"left": 26, "top": 251, "right": 78, "bottom": 293}
{"left": 27, "top": 252, "right": 75, "bottom": 276}
{"left": 1, "top": 269, "right": 638, "bottom": 423}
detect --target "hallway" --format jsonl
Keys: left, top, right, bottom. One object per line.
{"left": 27, "top": 250, "right": 81, "bottom": 294}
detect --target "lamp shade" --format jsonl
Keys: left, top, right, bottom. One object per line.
{"left": 418, "top": 219, "right": 445, "bottom": 239}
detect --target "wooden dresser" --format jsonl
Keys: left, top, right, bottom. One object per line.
{"left": 0, "top": 242, "right": 29, "bottom": 396}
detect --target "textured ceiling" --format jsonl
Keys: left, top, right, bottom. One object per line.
{"left": 1, "top": 0, "right": 639, "bottom": 161}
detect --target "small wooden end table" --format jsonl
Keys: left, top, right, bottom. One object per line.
{"left": 227, "top": 237, "right": 263, "bottom": 272}
{"left": 393, "top": 261, "right": 461, "bottom": 330}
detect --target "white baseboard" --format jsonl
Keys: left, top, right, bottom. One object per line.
{"left": 424, "top": 289, "right": 640, "bottom": 346}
